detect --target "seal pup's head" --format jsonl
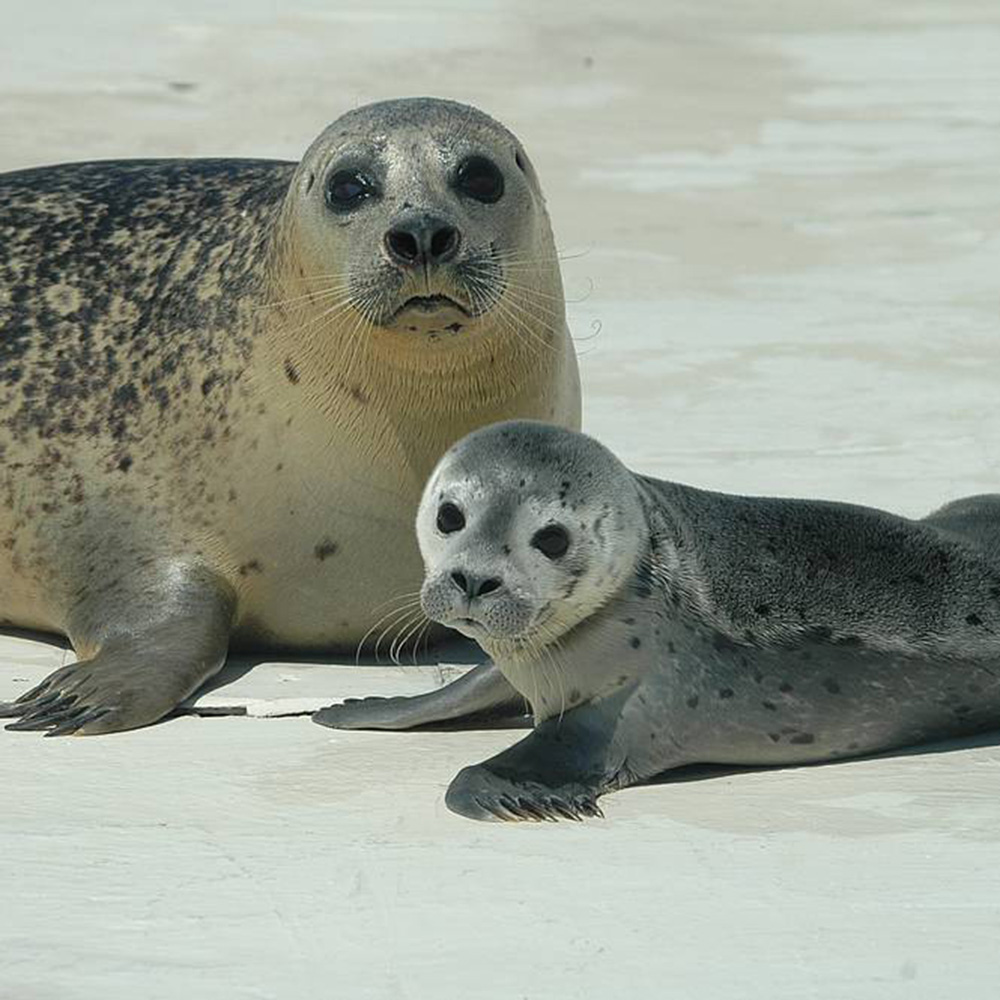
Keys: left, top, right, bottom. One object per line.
{"left": 283, "top": 97, "right": 561, "bottom": 353}
{"left": 416, "top": 421, "right": 645, "bottom": 660}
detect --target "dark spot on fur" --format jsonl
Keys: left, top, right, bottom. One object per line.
{"left": 117, "top": 455, "right": 133, "bottom": 472}
{"left": 568, "top": 688, "right": 581, "bottom": 704}
{"left": 283, "top": 358, "right": 300, "bottom": 384}
{"left": 779, "top": 681, "right": 793, "bottom": 693}
{"left": 718, "top": 688, "right": 734, "bottom": 699}
{"left": 622, "top": 616, "right": 636, "bottom": 625}
{"left": 617, "top": 674, "right": 629, "bottom": 685}
{"left": 629, "top": 636, "right": 641, "bottom": 649}
{"left": 314, "top": 538, "right": 338, "bottom": 561}
{"left": 350, "top": 384, "right": 368, "bottom": 404}
{"left": 768, "top": 733, "right": 781, "bottom": 743}
{"left": 761, "top": 700, "right": 776, "bottom": 711}
{"left": 502, "top": 545, "right": 511, "bottom": 555}
{"left": 238, "top": 559, "right": 263, "bottom": 576}
{"left": 966, "top": 613, "right": 983, "bottom": 626}
{"left": 686, "top": 695, "right": 699, "bottom": 709}
{"left": 823, "top": 678, "right": 841, "bottom": 694}
{"left": 667, "top": 641, "right": 676, "bottom": 654}
{"left": 790, "top": 733, "right": 815, "bottom": 745}
{"left": 754, "top": 603, "right": 771, "bottom": 616}
{"left": 201, "top": 373, "right": 220, "bottom": 396}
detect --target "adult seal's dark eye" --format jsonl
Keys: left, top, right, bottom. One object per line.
{"left": 326, "top": 170, "right": 377, "bottom": 211}
{"left": 437, "top": 502, "right": 466, "bottom": 534}
{"left": 531, "top": 524, "right": 570, "bottom": 560}
{"left": 455, "top": 156, "right": 504, "bottom": 204}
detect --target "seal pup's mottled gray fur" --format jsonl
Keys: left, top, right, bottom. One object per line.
{"left": 0, "top": 99, "right": 579, "bottom": 735}
{"left": 315, "top": 421, "right": 1000, "bottom": 821}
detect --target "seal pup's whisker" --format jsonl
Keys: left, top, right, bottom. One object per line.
{"left": 390, "top": 611, "right": 432, "bottom": 666}
{"left": 379, "top": 607, "right": 427, "bottom": 666}
{"left": 354, "top": 597, "right": 424, "bottom": 664}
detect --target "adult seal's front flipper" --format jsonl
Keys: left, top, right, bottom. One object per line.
{"left": 1, "top": 564, "right": 235, "bottom": 736}
{"left": 312, "top": 661, "right": 527, "bottom": 731}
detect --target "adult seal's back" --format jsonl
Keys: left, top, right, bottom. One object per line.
{"left": 0, "top": 98, "right": 580, "bottom": 736}
{"left": 316, "top": 422, "right": 1000, "bottom": 821}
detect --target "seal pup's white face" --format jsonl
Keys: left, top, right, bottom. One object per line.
{"left": 289, "top": 97, "right": 560, "bottom": 347}
{"left": 416, "top": 421, "right": 645, "bottom": 660}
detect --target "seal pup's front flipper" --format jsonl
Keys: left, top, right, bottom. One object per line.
{"left": 444, "top": 681, "right": 686, "bottom": 823}
{"left": 443, "top": 688, "right": 658, "bottom": 822}
{"left": 2, "top": 565, "right": 234, "bottom": 736}
{"left": 312, "top": 660, "right": 527, "bottom": 731}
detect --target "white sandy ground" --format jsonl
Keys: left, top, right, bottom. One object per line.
{"left": 2, "top": 0, "right": 1000, "bottom": 997}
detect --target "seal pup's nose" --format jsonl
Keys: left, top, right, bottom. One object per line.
{"left": 450, "top": 571, "right": 503, "bottom": 600}
{"left": 385, "top": 215, "right": 461, "bottom": 267}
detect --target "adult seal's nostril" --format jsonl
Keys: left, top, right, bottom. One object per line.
{"left": 384, "top": 215, "right": 461, "bottom": 268}
{"left": 428, "top": 224, "right": 460, "bottom": 262}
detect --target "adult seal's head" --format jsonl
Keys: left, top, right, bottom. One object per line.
{"left": 416, "top": 421, "right": 645, "bottom": 664}
{"left": 275, "top": 98, "right": 563, "bottom": 369}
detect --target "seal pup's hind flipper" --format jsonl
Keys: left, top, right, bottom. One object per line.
{"left": 313, "top": 660, "right": 526, "bottom": 731}
{"left": 2, "top": 564, "right": 234, "bottom": 736}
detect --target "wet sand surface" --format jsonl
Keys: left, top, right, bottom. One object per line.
{"left": 2, "top": 3, "right": 1000, "bottom": 997}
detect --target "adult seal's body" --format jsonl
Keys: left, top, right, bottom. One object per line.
{"left": 0, "top": 99, "right": 580, "bottom": 736}
{"left": 316, "top": 421, "right": 1000, "bottom": 821}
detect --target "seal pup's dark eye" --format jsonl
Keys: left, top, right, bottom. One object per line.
{"left": 326, "top": 170, "right": 378, "bottom": 211}
{"left": 531, "top": 524, "right": 570, "bottom": 560}
{"left": 455, "top": 156, "right": 505, "bottom": 204}
{"left": 437, "top": 502, "right": 466, "bottom": 534}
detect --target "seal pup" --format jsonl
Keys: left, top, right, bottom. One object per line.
{"left": 315, "top": 421, "right": 1000, "bottom": 821}
{"left": 0, "top": 99, "right": 580, "bottom": 735}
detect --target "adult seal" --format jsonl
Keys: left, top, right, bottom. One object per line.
{"left": 316, "top": 421, "right": 1000, "bottom": 821}
{"left": 0, "top": 99, "right": 580, "bottom": 736}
